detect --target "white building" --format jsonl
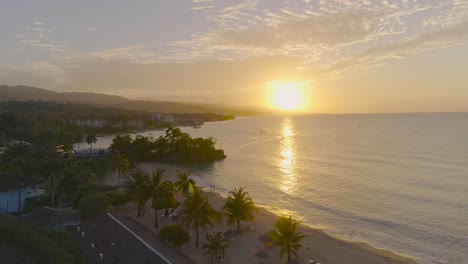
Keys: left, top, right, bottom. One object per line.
{"left": 0, "top": 176, "right": 45, "bottom": 214}
{"left": 153, "top": 114, "right": 175, "bottom": 124}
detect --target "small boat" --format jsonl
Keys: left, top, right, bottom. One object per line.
{"left": 193, "top": 125, "right": 201, "bottom": 129}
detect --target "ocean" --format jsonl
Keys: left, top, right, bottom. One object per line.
{"left": 92, "top": 113, "right": 468, "bottom": 264}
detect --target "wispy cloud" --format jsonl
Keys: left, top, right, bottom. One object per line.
{"left": 3, "top": 0, "right": 468, "bottom": 103}
{"left": 191, "top": 6, "right": 215, "bottom": 10}
{"left": 171, "top": 0, "right": 468, "bottom": 78}
{"left": 18, "top": 21, "right": 77, "bottom": 59}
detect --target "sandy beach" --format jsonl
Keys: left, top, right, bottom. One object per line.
{"left": 108, "top": 162, "right": 417, "bottom": 264}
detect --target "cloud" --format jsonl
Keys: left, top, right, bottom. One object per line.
{"left": 18, "top": 22, "right": 77, "bottom": 59}
{"left": 4, "top": 0, "right": 468, "bottom": 103}
{"left": 191, "top": 6, "right": 215, "bottom": 10}
{"left": 170, "top": 0, "right": 468, "bottom": 77}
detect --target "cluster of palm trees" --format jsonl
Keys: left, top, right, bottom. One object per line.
{"left": 0, "top": 141, "right": 113, "bottom": 216}
{"left": 122, "top": 169, "right": 306, "bottom": 263}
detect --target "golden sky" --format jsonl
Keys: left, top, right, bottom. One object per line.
{"left": 0, "top": 0, "right": 467, "bottom": 113}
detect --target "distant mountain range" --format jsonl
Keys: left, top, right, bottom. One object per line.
{"left": 0, "top": 85, "right": 263, "bottom": 115}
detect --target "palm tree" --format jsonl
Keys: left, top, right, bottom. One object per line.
{"left": 149, "top": 168, "right": 178, "bottom": 228}
{"left": 86, "top": 132, "right": 97, "bottom": 150}
{"left": 179, "top": 187, "right": 218, "bottom": 247}
{"left": 222, "top": 187, "right": 258, "bottom": 233}
{"left": 124, "top": 168, "right": 151, "bottom": 217}
{"left": 202, "top": 232, "right": 229, "bottom": 263}
{"left": 174, "top": 171, "right": 196, "bottom": 198}
{"left": 0, "top": 143, "right": 31, "bottom": 175}
{"left": 111, "top": 153, "right": 131, "bottom": 187}
{"left": 41, "top": 147, "right": 69, "bottom": 208}
{"left": 268, "top": 216, "right": 306, "bottom": 262}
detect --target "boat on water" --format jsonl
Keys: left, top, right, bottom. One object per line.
{"left": 193, "top": 125, "right": 201, "bottom": 129}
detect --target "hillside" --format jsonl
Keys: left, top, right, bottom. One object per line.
{"left": 0, "top": 85, "right": 261, "bottom": 115}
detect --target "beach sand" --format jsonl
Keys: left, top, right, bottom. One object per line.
{"left": 108, "top": 162, "right": 417, "bottom": 264}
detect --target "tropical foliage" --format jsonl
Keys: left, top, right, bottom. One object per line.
{"left": 175, "top": 171, "right": 196, "bottom": 198}
{"left": 268, "top": 216, "right": 306, "bottom": 262}
{"left": 39, "top": 145, "right": 70, "bottom": 208}
{"left": 78, "top": 192, "right": 109, "bottom": 219}
{"left": 110, "top": 152, "right": 131, "bottom": 187}
{"left": 110, "top": 128, "right": 225, "bottom": 163}
{"left": 179, "top": 187, "right": 219, "bottom": 247}
{"left": 124, "top": 168, "right": 152, "bottom": 217}
{"left": 107, "top": 190, "right": 129, "bottom": 211}
{"left": 222, "top": 187, "right": 258, "bottom": 233}
{"left": 0, "top": 216, "right": 84, "bottom": 263}
{"left": 202, "top": 232, "right": 229, "bottom": 262}
{"left": 149, "top": 168, "right": 179, "bottom": 228}
{"left": 85, "top": 132, "right": 97, "bottom": 150}
{"left": 159, "top": 224, "right": 191, "bottom": 248}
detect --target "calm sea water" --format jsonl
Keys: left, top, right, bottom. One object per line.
{"left": 93, "top": 113, "right": 468, "bottom": 264}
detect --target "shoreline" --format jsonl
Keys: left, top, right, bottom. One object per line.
{"left": 107, "top": 162, "right": 419, "bottom": 264}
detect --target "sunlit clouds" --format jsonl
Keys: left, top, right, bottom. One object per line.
{"left": 0, "top": 0, "right": 467, "bottom": 112}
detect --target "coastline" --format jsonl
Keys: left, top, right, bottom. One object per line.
{"left": 107, "top": 162, "right": 418, "bottom": 264}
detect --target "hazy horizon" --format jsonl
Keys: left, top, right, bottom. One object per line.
{"left": 1, "top": 0, "right": 467, "bottom": 113}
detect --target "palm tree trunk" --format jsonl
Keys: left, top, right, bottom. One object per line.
{"left": 17, "top": 184, "right": 22, "bottom": 223}
{"left": 236, "top": 220, "right": 240, "bottom": 233}
{"left": 118, "top": 170, "right": 121, "bottom": 187}
{"left": 51, "top": 176, "right": 55, "bottom": 208}
{"left": 154, "top": 209, "right": 159, "bottom": 228}
{"left": 196, "top": 226, "right": 199, "bottom": 247}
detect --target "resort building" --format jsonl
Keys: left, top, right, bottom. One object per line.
{"left": 153, "top": 114, "right": 175, "bottom": 124}
{"left": 74, "top": 148, "right": 110, "bottom": 158}
{"left": 0, "top": 175, "right": 45, "bottom": 214}
{"left": 126, "top": 119, "right": 144, "bottom": 129}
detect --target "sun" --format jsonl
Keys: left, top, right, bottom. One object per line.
{"left": 268, "top": 81, "right": 308, "bottom": 111}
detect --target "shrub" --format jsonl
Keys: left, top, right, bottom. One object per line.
{"left": 78, "top": 192, "right": 109, "bottom": 219}
{"left": 107, "top": 190, "right": 129, "bottom": 211}
{"left": 159, "top": 224, "right": 191, "bottom": 248}
{"left": 0, "top": 217, "right": 83, "bottom": 263}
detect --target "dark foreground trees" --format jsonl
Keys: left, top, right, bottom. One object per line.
{"left": 268, "top": 216, "right": 306, "bottom": 262}
{"left": 159, "top": 224, "right": 191, "bottom": 248}
{"left": 179, "top": 187, "right": 218, "bottom": 247}
{"left": 0, "top": 217, "right": 83, "bottom": 263}
{"left": 222, "top": 187, "right": 258, "bottom": 233}
{"left": 202, "top": 232, "right": 229, "bottom": 263}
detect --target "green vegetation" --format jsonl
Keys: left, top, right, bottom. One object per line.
{"left": 124, "top": 168, "right": 152, "bottom": 217}
{"left": 268, "top": 216, "right": 306, "bottom": 262}
{"left": 78, "top": 192, "right": 109, "bottom": 219}
{"left": 0, "top": 217, "right": 83, "bottom": 263}
{"left": 179, "top": 187, "right": 219, "bottom": 247}
{"left": 149, "top": 168, "right": 179, "bottom": 228}
{"left": 222, "top": 186, "right": 258, "bottom": 233}
{"left": 202, "top": 232, "right": 229, "bottom": 262}
{"left": 107, "top": 190, "right": 128, "bottom": 211}
{"left": 159, "top": 224, "right": 191, "bottom": 248}
{"left": 110, "top": 127, "right": 226, "bottom": 164}
{"left": 175, "top": 170, "right": 196, "bottom": 198}
{"left": 0, "top": 101, "right": 152, "bottom": 145}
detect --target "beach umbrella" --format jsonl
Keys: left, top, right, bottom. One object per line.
{"left": 223, "top": 229, "right": 236, "bottom": 241}
{"left": 255, "top": 249, "right": 269, "bottom": 261}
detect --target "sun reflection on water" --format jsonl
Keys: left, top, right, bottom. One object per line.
{"left": 278, "top": 119, "right": 297, "bottom": 195}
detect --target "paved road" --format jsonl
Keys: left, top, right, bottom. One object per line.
{"left": 111, "top": 214, "right": 196, "bottom": 264}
